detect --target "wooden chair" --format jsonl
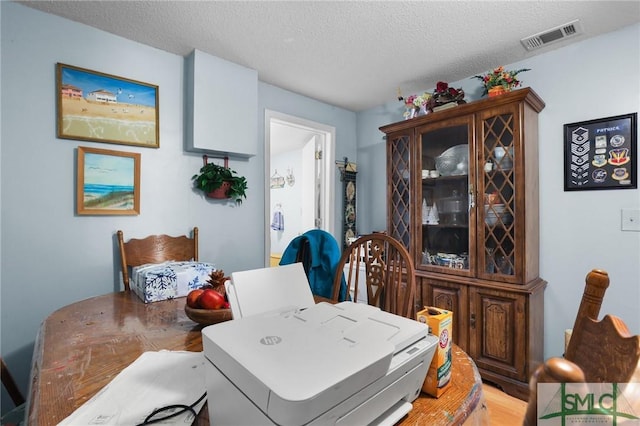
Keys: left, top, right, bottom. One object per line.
{"left": 116, "top": 227, "right": 199, "bottom": 291}
{"left": 1, "top": 356, "right": 26, "bottom": 426}
{"left": 524, "top": 269, "right": 640, "bottom": 425}
{"left": 331, "top": 233, "right": 416, "bottom": 318}
{"left": 1, "top": 357, "right": 25, "bottom": 408}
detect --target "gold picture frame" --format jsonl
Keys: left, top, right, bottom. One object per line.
{"left": 77, "top": 146, "right": 141, "bottom": 215}
{"left": 57, "top": 63, "right": 159, "bottom": 148}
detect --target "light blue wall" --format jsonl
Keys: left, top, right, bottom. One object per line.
{"left": 0, "top": 2, "right": 355, "bottom": 410}
{"left": 357, "top": 24, "right": 640, "bottom": 360}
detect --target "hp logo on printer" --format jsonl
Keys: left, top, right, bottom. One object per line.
{"left": 260, "top": 336, "right": 282, "bottom": 345}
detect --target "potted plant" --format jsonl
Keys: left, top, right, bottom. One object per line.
{"left": 192, "top": 162, "right": 248, "bottom": 203}
{"left": 472, "top": 66, "right": 530, "bottom": 97}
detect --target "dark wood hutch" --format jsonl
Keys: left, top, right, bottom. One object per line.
{"left": 380, "top": 88, "right": 546, "bottom": 399}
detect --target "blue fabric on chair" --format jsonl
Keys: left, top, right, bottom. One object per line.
{"left": 280, "top": 230, "right": 348, "bottom": 301}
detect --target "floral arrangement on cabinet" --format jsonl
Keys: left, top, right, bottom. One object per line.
{"left": 473, "top": 66, "right": 530, "bottom": 96}
{"left": 398, "top": 81, "right": 466, "bottom": 119}
{"left": 428, "top": 81, "right": 465, "bottom": 109}
{"left": 400, "top": 92, "right": 432, "bottom": 119}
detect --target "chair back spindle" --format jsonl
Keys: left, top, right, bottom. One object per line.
{"left": 331, "top": 233, "right": 416, "bottom": 318}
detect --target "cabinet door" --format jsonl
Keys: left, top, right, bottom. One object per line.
{"left": 416, "top": 116, "right": 476, "bottom": 277}
{"left": 476, "top": 103, "right": 523, "bottom": 283}
{"left": 419, "top": 277, "right": 468, "bottom": 352}
{"left": 469, "top": 287, "right": 527, "bottom": 381}
{"left": 387, "top": 131, "right": 415, "bottom": 251}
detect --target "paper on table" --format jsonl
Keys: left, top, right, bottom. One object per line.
{"left": 57, "top": 351, "right": 207, "bottom": 426}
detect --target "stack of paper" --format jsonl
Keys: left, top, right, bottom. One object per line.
{"left": 58, "top": 351, "right": 207, "bottom": 425}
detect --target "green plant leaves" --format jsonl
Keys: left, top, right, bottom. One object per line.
{"left": 192, "top": 163, "right": 248, "bottom": 203}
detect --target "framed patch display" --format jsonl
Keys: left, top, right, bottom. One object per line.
{"left": 564, "top": 113, "right": 636, "bottom": 191}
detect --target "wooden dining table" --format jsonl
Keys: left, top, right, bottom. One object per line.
{"left": 28, "top": 291, "right": 487, "bottom": 425}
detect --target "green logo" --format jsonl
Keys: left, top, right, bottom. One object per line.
{"left": 538, "top": 383, "right": 640, "bottom": 425}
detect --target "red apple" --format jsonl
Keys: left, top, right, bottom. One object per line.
{"left": 197, "top": 289, "right": 226, "bottom": 310}
{"left": 186, "top": 289, "right": 205, "bottom": 308}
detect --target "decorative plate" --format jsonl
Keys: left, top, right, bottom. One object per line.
{"left": 346, "top": 181, "right": 356, "bottom": 201}
{"left": 345, "top": 204, "right": 356, "bottom": 225}
{"left": 344, "top": 229, "right": 355, "bottom": 245}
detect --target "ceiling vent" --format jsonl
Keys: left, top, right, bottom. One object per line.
{"left": 520, "top": 20, "right": 583, "bottom": 51}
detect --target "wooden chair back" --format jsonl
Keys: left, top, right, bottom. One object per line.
{"left": 116, "top": 227, "right": 199, "bottom": 291}
{"left": 524, "top": 269, "right": 640, "bottom": 425}
{"left": 331, "top": 233, "right": 416, "bottom": 318}
{"left": 1, "top": 357, "right": 25, "bottom": 407}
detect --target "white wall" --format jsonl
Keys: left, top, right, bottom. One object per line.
{"left": 0, "top": 2, "right": 357, "bottom": 411}
{"left": 357, "top": 23, "right": 640, "bottom": 360}
{"left": 270, "top": 149, "right": 304, "bottom": 254}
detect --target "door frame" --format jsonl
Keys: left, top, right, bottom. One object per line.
{"left": 264, "top": 110, "right": 336, "bottom": 266}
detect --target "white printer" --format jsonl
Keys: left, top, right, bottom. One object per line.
{"left": 201, "top": 264, "right": 437, "bottom": 426}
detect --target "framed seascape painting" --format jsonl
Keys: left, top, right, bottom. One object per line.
{"left": 57, "top": 63, "right": 159, "bottom": 148}
{"left": 77, "top": 146, "right": 141, "bottom": 215}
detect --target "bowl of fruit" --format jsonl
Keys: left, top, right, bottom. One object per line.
{"left": 184, "top": 270, "right": 233, "bottom": 326}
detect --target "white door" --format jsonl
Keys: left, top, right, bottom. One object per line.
{"left": 265, "top": 111, "right": 335, "bottom": 266}
{"left": 300, "top": 135, "right": 317, "bottom": 230}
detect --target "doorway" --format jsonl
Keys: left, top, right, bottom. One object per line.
{"left": 264, "top": 110, "right": 335, "bottom": 267}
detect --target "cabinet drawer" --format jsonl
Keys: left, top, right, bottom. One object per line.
{"left": 419, "top": 277, "right": 468, "bottom": 352}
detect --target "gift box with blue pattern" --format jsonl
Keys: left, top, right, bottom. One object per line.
{"left": 131, "top": 261, "right": 216, "bottom": 303}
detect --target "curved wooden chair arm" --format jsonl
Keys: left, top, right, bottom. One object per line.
{"left": 524, "top": 357, "right": 586, "bottom": 426}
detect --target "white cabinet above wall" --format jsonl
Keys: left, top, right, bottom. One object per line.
{"left": 185, "top": 49, "right": 258, "bottom": 158}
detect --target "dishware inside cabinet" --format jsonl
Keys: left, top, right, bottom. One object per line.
{"left": 419, "top": 124, "right": 471, "bottom": 272}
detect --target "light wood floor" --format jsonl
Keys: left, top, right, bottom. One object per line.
{"left": 482, "top": 383, "right": 527, "bottom": 425}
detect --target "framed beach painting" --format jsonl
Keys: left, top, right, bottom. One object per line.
{"left": 77, "top": 146, "right": 141, "bottom": 215}
{"left": 57, "top": 63, "right": 159, "bottom": 148}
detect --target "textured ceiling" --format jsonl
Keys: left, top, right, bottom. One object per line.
{"left": 18, "top": 1, "right": 640, "bottom": 112}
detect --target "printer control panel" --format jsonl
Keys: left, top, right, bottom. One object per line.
{"left": 388, "top": 337, "right": 436, "bottom": 371}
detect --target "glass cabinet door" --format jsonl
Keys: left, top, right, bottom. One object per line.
{"left": 387, "top": 132, "right": 413, "bottom": 250}
{"left": 478, "top": 109, "right": 518, "bottom": 281}
{"left": 418, "top": 117, "right": 474, "bottom": 275}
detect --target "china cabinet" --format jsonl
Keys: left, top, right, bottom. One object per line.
{"left": 380, "top": 88, "right": 546, "bottom": 399}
